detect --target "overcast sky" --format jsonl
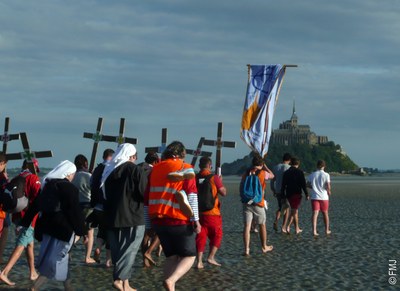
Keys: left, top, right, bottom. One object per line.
{"left": 1, "top": 0, "right": 399, "bottom": 170}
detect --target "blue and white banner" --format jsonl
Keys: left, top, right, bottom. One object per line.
{"left": 241, "top": 64, "right": 286, "bottom": 157}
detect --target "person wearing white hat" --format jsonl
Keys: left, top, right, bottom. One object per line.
{"left": 101, "top": 143, "right": 147, "bottom": 291}
{"left": 30, "top": 160, "right": 87, "bottom": 291}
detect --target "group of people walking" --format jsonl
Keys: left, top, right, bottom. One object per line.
{"left": 0, "top": 144, "right": 331, "bottom": 290}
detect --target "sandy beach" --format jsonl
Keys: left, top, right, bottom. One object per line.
{"left": 0, "top": 174, "right": 399, "bottom": 290}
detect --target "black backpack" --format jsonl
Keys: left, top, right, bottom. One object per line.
{"left": 0, "top": 176, "right": 28, "bottom": 213}
{"left": 196, "top": 174, "right": 215, "bottom": 212}
{"left": 37, "top": 179, "right": 62, "bottom": 213}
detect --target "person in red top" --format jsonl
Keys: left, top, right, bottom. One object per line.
{"left": 145, "top": 141, "right": 201, "bottom": 291}
{"left": 240, "top": 154, "right": 274, "bottom": 256}
{"left": 195, "top": 156, "right": 226, "bottom": 269}
{"left": 0, "top": 159, "right": 41, "bottom": 286}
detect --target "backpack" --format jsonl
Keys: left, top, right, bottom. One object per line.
{"left": 196, "top": 174, "right": 215, "bottom": 212}
{"left": 0, "top": 176, "right": 29, "bottom": 213}
{"left": 90, "top": 163, "right": 105, "bottom": 207}
{"left": 37, "top": 179, "right": 62, "bottom": 213}
{"left": 240, "top": 169, "right": 263, "bottom": 204}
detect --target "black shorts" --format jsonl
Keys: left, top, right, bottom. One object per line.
{"left": 153, "top": 224, "right": 196, "bottom": 257}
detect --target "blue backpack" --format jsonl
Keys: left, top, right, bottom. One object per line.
{"left": 240, "top": 169, "right": 263, "bottom": 204}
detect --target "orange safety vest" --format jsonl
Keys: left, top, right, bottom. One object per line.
{"left": 148, "top": 159, "right": 193, "bottom": 221}
{"left": 198, "top": 170, "right": 220, "bottom": 216}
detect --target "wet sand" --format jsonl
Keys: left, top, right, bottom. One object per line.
{"left": 0, "top": 175, "right": 399, "bottom": 290}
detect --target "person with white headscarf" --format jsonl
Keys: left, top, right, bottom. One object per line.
{"left": 30, "top": 160, "right": 87, "bottom": 291}
{"left": 101, "top": 143, "right": 147, "bottom": 291}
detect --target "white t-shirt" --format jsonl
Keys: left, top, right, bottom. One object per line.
{"left": 307, "top": 169, "right": 330, "bottom": 200}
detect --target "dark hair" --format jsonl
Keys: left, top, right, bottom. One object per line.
{"left": 282, "top": 153, "right": 291, "bottom": 162}
{"left": 252, "top": 154, "right": 264, "bottom": 167}
{"left": 317, "top": 160, "right": 326, "bottom": 169}
{"left": 0, "top": 152, "right": 7, "bottom": 163}
{"left": 290, "top": 157, "right": 300, "bottom": 166}
{"left": 162, "top": 141, "right": 186, "bottom": 160}
{"left": 74, "top": 154, "right": 88, "bottom": 170}
{"left": 102, "top": 148, "right": 115, "bottom": 160}
{"left": 199, "top": 156, "right": 212, "bottom": 169}
{"left": 145, "top": 151, "right": 159, "bottom": 164}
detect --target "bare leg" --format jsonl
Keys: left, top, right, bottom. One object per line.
{"left": 0, "top": 245, "right": 24, "bottom": 286}
{"left": 259, "top": 224, "right": 273, "bottom": 253}
{"left": 281, "top": 208, "right": 290, "bottom": 233}
{"left": 322, "top": 211, "right": 331, "bottom": 234}
{"left": 273, "top": 210, "right": 280, "bottom": 231}
{"left": 85, "top": 228, "right": 96, "bottom": 263}
{"left": 27, "top": 242, "right": 38, "bottom": 280}
{"left": 293, "top": 210, "right": 302, "bottom": 234}
{"left": 196, "top": 252, "right": 204, "bottom": 269}
{"left": 312, "top": 210, "right": 319, "bottom": 236}
{"left": 94, "top": 237, "right": 105, "bottom": 263}
{"left": 30, "top": 275, "right": 48, "bottom": 291}
{"left": 144, "top": 235, "right": 160, "bottom": 266}
{"left": 243, "top": 223, "right": 252, "bottom": 256}
{"left": 105, "top": 249, "right": 112, "bottom": 267}
{"left": 163, "top": 255, "right": 195, "bottom": 291}
{"left": 287, "top": 211, "right": 294, "bottom": 233}
{"left": 207, "top": 246, "right": 221, "bottom": 266}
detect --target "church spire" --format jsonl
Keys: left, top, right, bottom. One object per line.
{"left": 292, "top": 99, "right": 296, "bottom": 115}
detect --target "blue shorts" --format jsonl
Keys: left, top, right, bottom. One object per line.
{"left": 16, "top": 226, "right": 35, "bottom": 247}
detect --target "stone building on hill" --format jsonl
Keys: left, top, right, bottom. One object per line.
{"left": 270, "top": 102, "right": 328, "bottom": 146}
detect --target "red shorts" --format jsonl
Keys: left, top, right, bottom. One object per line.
{"left": 195, "top": 215, "right": 223, "bottom": 252}
{"left": 311, "top": 200, "right": 329, "bottom": 212}
{"left": 288, "top": 194, "right": 302, "bottom": 210}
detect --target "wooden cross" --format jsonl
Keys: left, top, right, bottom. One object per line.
{"left": 145, "top": 128, "right": 168, "bottom": 154}
{"left": 203, "top": 122, "right": 236, "bottom": 175}
{"left": 101, "top": 118, "right": 138, "bottom": 145}
{"left": 6, "top": 132, "right": 53, "bottom": 175}
{"left": 83, "top": 117, "right": 138, "bottom": 172}
{"left": 1, "top": 117, "right": 20, "bottom": 154}
{"left": 186, "top": 137, "right": 212, "bottom": 167}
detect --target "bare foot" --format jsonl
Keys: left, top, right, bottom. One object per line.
{"left": 313, "top": 232, "right": 319, "bottom": 237}
{"left": 262, "top": 245, "right": 273, "bottom": 254}
{"left": 94, "top": 248, "right": 101, "bottom": 263}
{"left": 85, "top": 257, "right": 97, "bottom": 264}
{"left": 144, "top": 253, "right": 157, "bottom": 266}
{"left": 106, "top": 259, "right": 113, "bottom": 268}
{"left": 0, "top": 271, "right": 16, "bottom": 286}
{"left": 207, "top": 258, "right": 221, "bottom": 266}
{"left": 286, "top": 226, "right": 291, "bottom": 234}
{"left": 197, "top": 261, "right": 204, "bottom": 269}
{"left": 281, "top": 228, "right": 287, "bottom": 234}
{"left": 163, "top": 279, "right": 175, "bottom": 291}
{"left": 273, "top": 222, "right": 278, "bottom": 231}
{"left": 112, "top": 280, "right": 123, "bottom": 290}
{"left": 157, "top": 246, "right": 163, "bottom": 257}
{"left": 326, "top": 230, "right": 332, "bottom": 235}
{"left": 295, "top": 229, "right": 303, "bottom": 234}
{"left": 30, "top": 271, "right": 39, "bottom": 281}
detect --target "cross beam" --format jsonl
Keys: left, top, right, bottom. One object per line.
{"left": 203, "top": 122, "right": 236, "bottom": 175}
{"left": 1, "top": 117, "right": 20, "bottom": 154}
{"left": 6, "top": 132, "right": 53, "bottom": 175}
{"left": 186, "top": 137, "right": 212, "bottom": 167}
{"left": 83, "top": 117, "right": 138, "bottom": 172}
{"left": 145, "top": 128, "right": 168, "bottom": 154}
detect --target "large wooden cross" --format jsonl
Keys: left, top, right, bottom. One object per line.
{"left": 145, "top": 128, "right": 168, "bottom": 154}
{"left": 83, "top": 117, "right": 138, "bottom": 172}
{"left": 6, "top": 132, "right": 53, "bottom": 175}
{"left": 204, "top": 122, "right": 236, "bottom": 175}
{"left": 1, "top": 117, "right": 20, "bottom": 154}
{"left": 186, "top": 137, "right": 212, "bottom": 167}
